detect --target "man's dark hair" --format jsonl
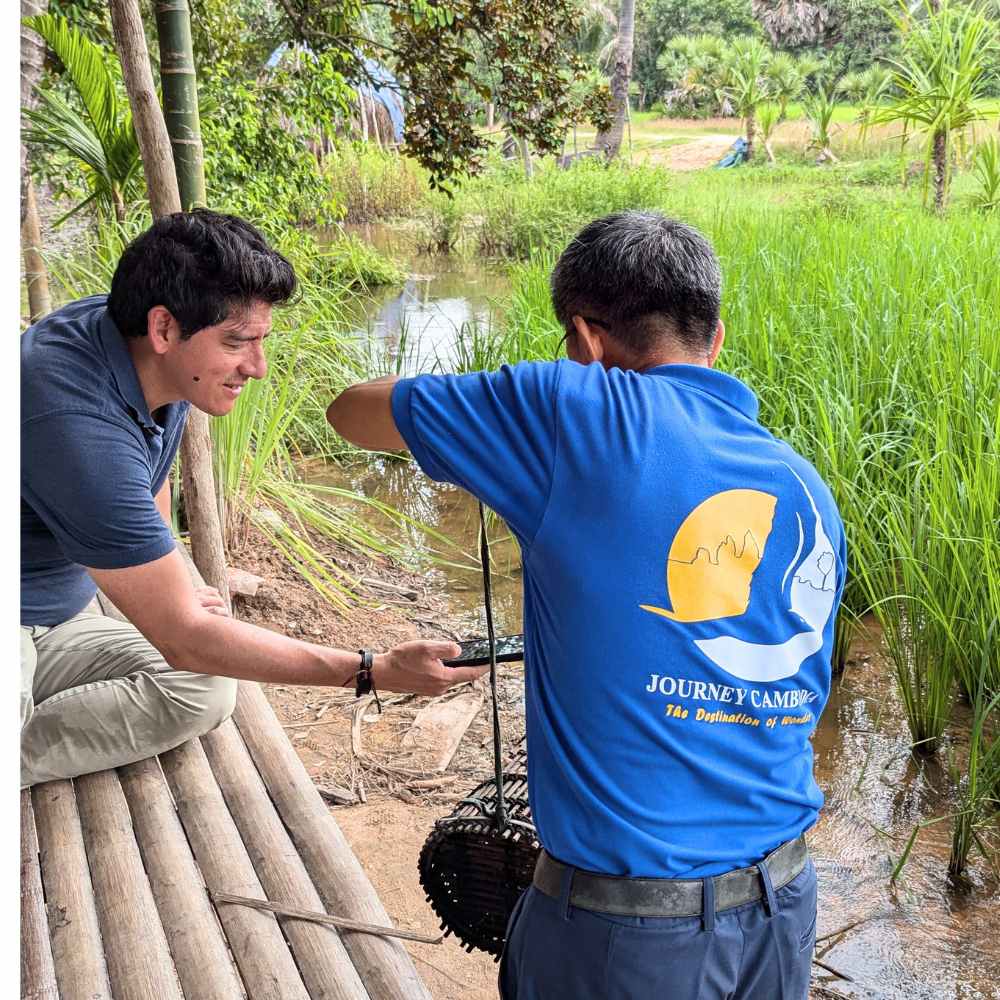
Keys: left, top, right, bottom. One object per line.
{"left": 108, "top": 209, "right": 297, "bottom": 339}
{"left": 551, "top": 211, "right": 722, "bottom": 355}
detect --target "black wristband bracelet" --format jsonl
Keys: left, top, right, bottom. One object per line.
{"left": 355, "top": 649, "right": 382, "bottom": 713}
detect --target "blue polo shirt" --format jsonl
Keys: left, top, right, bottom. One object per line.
{"left": 21, "top": 295, "right": 189, "bottom": 625}
{"left": 392, "top": 360, "right": 846, "bottom": 878}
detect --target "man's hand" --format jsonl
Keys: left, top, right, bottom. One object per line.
{"left": 373, "top": 639, "right": 487, "bottom": 695}
{"left": 195, "top": 585, "right": 229, "bottom": 617}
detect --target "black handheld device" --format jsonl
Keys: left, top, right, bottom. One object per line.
{"left": 443, "top": 633, "right": 525, "bottom": 667}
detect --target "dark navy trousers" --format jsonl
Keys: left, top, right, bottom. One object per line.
{"left": 499, "top": 859, "right": 817, "bottom": 1000}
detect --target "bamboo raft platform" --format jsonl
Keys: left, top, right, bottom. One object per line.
{"left": 20, "top": 574, "right": 432, "bottom": 1000}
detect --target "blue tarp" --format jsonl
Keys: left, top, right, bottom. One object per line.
{"left": 714, "top": 136, "right": 749, "bottom": 169}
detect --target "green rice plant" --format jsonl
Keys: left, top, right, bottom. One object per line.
{"left": 949, "top": 666, "right": 1000, "bottom": 880}
{"left": 971, "top": 135, "right": 1000, "bottom": 212}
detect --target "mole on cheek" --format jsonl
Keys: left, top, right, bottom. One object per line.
{"left": 193, "top": 376, "right": 200, "bottom": 382}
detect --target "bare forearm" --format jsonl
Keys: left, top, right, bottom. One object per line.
{"left": 161, "top": 611, "right": 362, "bottom": 687}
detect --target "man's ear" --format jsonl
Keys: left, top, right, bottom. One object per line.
{"left": 571, "top": 314, "right": 605, "bottom": 364}
{"left": 147, "top": 306, "right": 179, "bottom": 356}
{"left": 707, "top": 319, "right": 725, "bottom": 368}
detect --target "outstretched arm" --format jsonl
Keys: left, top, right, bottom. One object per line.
{"left": 87, "top": 549, "right": 483, "bottom": 694}
{"left": 327, "top": 375, "right": 406, "bottom": 451}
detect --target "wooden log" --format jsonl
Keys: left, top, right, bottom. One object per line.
{"left": 74, "top": 770, "right": 184, "bottom": 1000}
{"left": 232, "top": 684, "right": 432, "bottom": 1000}
{"left": 158, "top": 736, "right": 311, "bottom": 1000}
{"left": 20, "top": 790, "right": 57, "bottom": 1000}
{"left": 31, "top": 780, "right": 112, "bottom": 1000}
{"left": 118, "top": 756, "right": 244, "bottom": 1000}
{"left": 201, "top": 722, "right": 370, "bottom": 1000}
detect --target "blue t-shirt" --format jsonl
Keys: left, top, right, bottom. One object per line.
{"left": 392, "top": 360, "right": 846, "bottom": 878}
{"left": 21, "top": 295, "right": 189, "bottom": 625}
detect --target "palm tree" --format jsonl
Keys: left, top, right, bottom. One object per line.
{"left": 22, "top": 13, "right": 142, "bottom": 222}
{"left": 595, "top": 0, "right": 636, "bottom": 160}
{"left": 723, "top": 36, "right": 772, "bottom": 162}
{"left": 764, "top": 52, "right": 803, "bottom": 122}
{"left": 865, "top": 0, "right": 998, "bottom": 212}
{"left": 804, "top": 84, "right": 839, "bottom": 163}
{"left": 837, "top": 71, "right": 867, "bottom": 107}
{"left": 757, "top": 102, "right": 782, "bottom": 162}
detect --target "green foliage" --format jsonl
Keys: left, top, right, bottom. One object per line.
{"left": 22, "top": 14, "right": 141, "bottom": 223}
{"left": 324, "top": 143, "right": 428, "bottom": 223}
{"left": 803, "top": 84, "right": 838, "bottom": 158}
{"left": 865, "top": 0, "right": 1000, "bottom": 210}
{"left": 971, "top": 134, "right": 1000, "bottom": 211}
{"left": 633, "top": 0, "right": 758, "bottom": 103}
{"left": 199, "top": 54, "right": 352, "bottom": 225}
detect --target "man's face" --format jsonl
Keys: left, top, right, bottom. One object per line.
{"left": 167, "top": 301, "right": 272, "bottom": 416}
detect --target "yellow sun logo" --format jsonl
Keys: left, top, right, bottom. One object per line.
{"left": 640, "top": 489, "right": 777, "bottom": 623}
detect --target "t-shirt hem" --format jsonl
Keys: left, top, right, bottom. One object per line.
{"left": 73, "top": 536, "right": 177, "bottom": 571}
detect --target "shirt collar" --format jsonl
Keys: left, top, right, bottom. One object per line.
{"left": 643, "top": 363, "right": 759, "bottom": 420}
{"left": 98, "top": 309, "right": 159, "bottom": 432}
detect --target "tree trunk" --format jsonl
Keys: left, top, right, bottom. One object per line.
{"left": 517, "top": 135, "right": 533, "bottom": 179}
{"left": 109, "top": 0, "right": 182, "bottom": 218}
{"left": 22, "top": 176, "right": 51, "bottom": 322}
{"left": 933, "top": 128, "right": 947, "bottom": 213}
{"left": 154, "top": 0, "right": 206, "bottom": 209}
{"left": 594, "top": 0, "right": 636, "bottom": 160}
{"left": 21, "top": 0, "right": 48, "bottom": 221}
{"left": 485, "top": 101, "right": 494, "bottom": 129}
{"left": 745, "top": 109, "right": 756, "bottom": 162}
{"left": 110, "top": 0, "right": 230, "bottom": 606}
{"left": 22, "top": 0, "right": 50, "bottom": 319}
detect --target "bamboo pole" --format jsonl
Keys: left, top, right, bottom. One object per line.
{"left": 74, "top": 770, "right": 184, "bottom": 1000}
{"left": 20, "top": 790, "right": 58, "bottom": 1000}
{"left": 158, "top": 737, "right": 312, "bottom": 1000}
{"left": 109, "top": 0, "right": 230, "bottom": 604}
{"left": 232, "top": 683, "right": 433, "bottom": 1000}
{"left": 31, "top": 781, "right": 112, "bottom": 1000}
{"left": 201, "top": 721, "right": 371, "bottom": 1000}
{"left": 118, "top": 756, "right": 244, "bottom": 1000}
{"left": 154, "top": 0, "right": 206, "bottom": 209}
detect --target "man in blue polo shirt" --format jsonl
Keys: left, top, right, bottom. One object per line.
{"left": 327, "top": 211, "right": 846, "bottom": 999}
{"left": 21, "top": 209, "right": 483, "bottom": 789}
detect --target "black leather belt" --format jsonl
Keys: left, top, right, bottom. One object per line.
{"left": 533, "top": 836, "right": 808, "bottom": 918}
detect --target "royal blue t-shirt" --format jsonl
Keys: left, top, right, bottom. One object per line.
{"left": 21, "top": 295, "right": 189, "bottom": 625}
{"left": 392, "top": 360, "right": 846, "bottom": 878}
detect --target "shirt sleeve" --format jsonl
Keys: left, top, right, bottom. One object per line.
{"left": 22, "top": 410, "right": 177, "bottom": 570}
{"left": 391, "top": 361, "right": 563, "bottom": 545}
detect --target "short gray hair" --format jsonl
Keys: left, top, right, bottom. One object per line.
{"left": 550, "top": 211, "right": 722, "bottom": 353}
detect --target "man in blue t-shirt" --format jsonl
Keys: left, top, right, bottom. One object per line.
{"left": 21, "top": 209, "right": 484, "bottom": 789}
{"left": 327, "top": 211, "right": 846, "bottom": 1000}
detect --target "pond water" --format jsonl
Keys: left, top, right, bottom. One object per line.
{"left": 311, "top": 232, "right": 999, "bottom": 998}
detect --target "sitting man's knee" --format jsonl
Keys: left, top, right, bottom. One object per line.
{"left": 198, "top": 674, "right": 238, "bottom": 732}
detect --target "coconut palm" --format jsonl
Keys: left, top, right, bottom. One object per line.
{"left": 22, "top": 13, "right": 142, "bottom": 222}
{"left": 723, "top": 35, "right": 772, "bottom": 162}
{"left": 595, "top": 0, "right": 637, "bottom": 160}
{"left": 865, "top": 0, "right": 998, "bottom": 212}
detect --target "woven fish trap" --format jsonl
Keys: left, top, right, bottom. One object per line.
{"left": 418, "top": 747, "right": 540, "bottom": 958}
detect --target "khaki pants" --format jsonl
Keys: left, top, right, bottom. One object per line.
{"left": 20, "top": 611, "right": 237, "bottom": 788}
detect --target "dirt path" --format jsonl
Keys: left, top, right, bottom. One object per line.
{"left": 655, "top": 134, "right": 739, "bottom": 171}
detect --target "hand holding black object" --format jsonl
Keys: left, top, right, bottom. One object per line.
{"left": 372, "top": 639, "right": 485, "bottom": 696}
